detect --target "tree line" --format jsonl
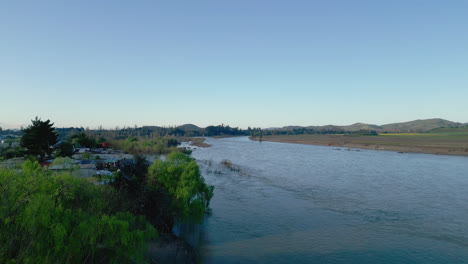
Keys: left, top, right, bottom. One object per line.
{"left": 254, "top": 128, "right": 379, "bottom": 137}
{"left": 54, "top": 124, "right": 248, "bottom": 141}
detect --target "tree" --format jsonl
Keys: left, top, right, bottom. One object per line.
{"left": 56, "top": 142, "right": 74, "bottom": 157}
{"left": 97, "top": 136, "right": 107, "bottom": 144}
{"left": 147, "top": 152, "right": 214, "bottom": 224}
{"left": 51, "top": 157, "right": 80, "bottom": 175}
{"left": 21, "top": 117, "right": 58, "bottom": 160}
{"left": 72, "top": 132, "right": 96, "bottom": 148}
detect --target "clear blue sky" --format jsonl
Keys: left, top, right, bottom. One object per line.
{"left": 1, "top": 0, "right": 467, "bottom": 129}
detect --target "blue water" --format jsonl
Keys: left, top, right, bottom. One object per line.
{"left": 187, "top": 136, "right": 468, "bottom": 263}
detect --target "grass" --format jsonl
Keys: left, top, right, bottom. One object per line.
{"left": 379, "top": 132, "right": 468, "bottom": 141}
{"left": 259, "top": 132, "right": 468, "bottom": 156}
{"left": 427, "top": 126, "right": 468, "bottom": 134}
{"left": 379, "top": 133, "right": 428, "bottom": 136}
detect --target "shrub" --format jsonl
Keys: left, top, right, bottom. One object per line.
{"left": 148, "top": 152, "right": 214, "bottom": 223}
{"left": 0, "top": 161, "right": 157, "bottom": 263}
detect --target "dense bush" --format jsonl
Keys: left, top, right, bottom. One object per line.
{"left": 148, "top": 152, "right": 214, "bottom": 223}
{"left": 110, "top": 137, "right": 183, "bottom": 155}
{"left": 0, "top": 160, "right": 157, "bottom": 264}
{"left": 111, "top": 152, "right": 213, "bottom": 233}
{"left": 55, "top": 142, "right": 74, "bottom": 157}
{"left": 71, "top": 132, "right": 97, "bottom": 148}
{"left": 0, "top": 147, "right": 24, "bottom": 159}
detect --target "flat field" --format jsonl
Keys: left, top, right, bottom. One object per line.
{"left": 256, "top": 132, "right": 468, "bottom": 156}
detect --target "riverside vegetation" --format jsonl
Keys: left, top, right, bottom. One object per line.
{"left": 0, "top": 159, "right": 157, "bottom": 263}
{"left": 1, "top": 117, "right": 467, "bottom": 262}
{"left": 0, "top": 118, "right": 214, "bottom": 263}
{"left": 0, "top": 155, "right": 213, "bottom": 263}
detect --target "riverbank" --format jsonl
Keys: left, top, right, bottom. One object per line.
{"left": 147, "top": 234, "right": 195, "bottom": 264}
{"left": 251, "top": 134, "right": 468, "bottom": 156}
{"left": 211, "top": 135, "right": 246, "bottom": 139}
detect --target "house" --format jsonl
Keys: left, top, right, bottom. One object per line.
{"left": 75, "top": 148, "right": 90, "bottom": 154}
{"left": 78, "top": 163, "right": 97, "bottom": 178}
{"left": 40, "top": 161, "right": 52, "bottom": 168}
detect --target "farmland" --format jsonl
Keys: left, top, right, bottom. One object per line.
{"left": 256, "top": 129, "right": 468, "bottom": 156}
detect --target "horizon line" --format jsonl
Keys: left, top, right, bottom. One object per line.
{"left": 1, "top": 117, "right": 467, "bottom": 131}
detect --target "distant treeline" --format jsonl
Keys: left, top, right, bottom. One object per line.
{"left": 252, "top": 128, "right": 378, "bottom": 137}
{"left": 53, "top": 124, "right": 249, "bottom": 141}
{"left": 0, "top": 129, "right": 23, "bottom": 137}
{"left": 2, "top": 125, "right": 379, "bottom": 144}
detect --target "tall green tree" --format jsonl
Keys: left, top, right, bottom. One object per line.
{"left": 21, "top": 117, "right": 58, "bottom": 160}
{"left": 148, "top": 152, "right": 214, "bottom": 224}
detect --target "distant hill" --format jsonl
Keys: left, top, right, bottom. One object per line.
{"left": 281, "top": 126, "right": 305, "bottom": 130}
{"left": 426, "top": 125, "right": 468, "bottom": 134}
{"left": 381, "top": 118, "right": 463, "bottom": 133}
{"left": 306, "top": 125, "right": 343, "bottom": 131}
{"left": 140, "top": 126, "right": 163, "bottom": 129}
{"left": 271, "top": 118, "right": 465, "bottom": 133}
{"left": 177, "top": 124, "right": 201, "bottom": 130}
{"left": 337, "top": 123, "right": 382, "bottom": 132}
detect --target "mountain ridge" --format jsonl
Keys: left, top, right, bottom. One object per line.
{"left": 269, "top": 118, "right": 466, "bottom": 133}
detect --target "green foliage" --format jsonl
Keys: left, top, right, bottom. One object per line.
{"left": 426, "top": 125, "right": 468, "bottom": 135}
{"left": 0, "top": 161, "right": 157, "bottom": 263}
{"left": 97, "top": 137, "right": 107, "bottom": 144}
{"left": 204, "top": 124, "right": 246, "bottom": 136}
{"left": 166, "top": 138, "right": 179, "bottom": 147}
{"left": 51, "top": 157, "right": 80, "bottom": 174}
{"left": 20, "top": 117, "right": 58, "bottom": 160}
{"left": 0, "top": 147, "right": 24, "bottom": 159}
{"left": 1, "top": 137, "right": 20, "bottom": 144}
{"left": 72, "top": 132, "right": 97, "bottom": 148}
{"left": 111, "top": 137, "right": 182, "bottom": 155}
{"left": 22, "top": 158, "right": 42, "bottom": 173}
{"left": 148, "top": 152, "right": 214, "bottom": 223}
{"left": 55, "top": 124, "right": 251, "bottom": 143}
{"left": 82, "top": 152, "right": 91, "bottom": 160}
{"left": 55, "top": 142, "right": 74, "bottom": 157}
{"left": 94, "top": 170, "right": 121, "bottom": 185}
{"left": 346, "top": 130, "right": 379, "bottom": 136}
{"left": 127, "top": 137, "right": 138, "bottom": 143}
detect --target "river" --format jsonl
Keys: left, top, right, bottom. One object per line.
{"left": 182, "top": 136, "right": 468, "bottom": 263}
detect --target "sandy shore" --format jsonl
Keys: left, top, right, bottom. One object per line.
{"left": 251, "top": 134, "right": 468, "bottom": 157}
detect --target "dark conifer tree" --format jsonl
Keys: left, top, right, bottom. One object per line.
{"left": 21, "top": 117, "right": 58, "bottom": 160}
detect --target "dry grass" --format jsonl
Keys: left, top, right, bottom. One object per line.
{"left": 258, "top": 134, "right": 468, "bottom": 156}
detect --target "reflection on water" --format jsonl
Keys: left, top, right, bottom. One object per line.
{"left": 185, "top": 136, "right": 468, "bottom": 263}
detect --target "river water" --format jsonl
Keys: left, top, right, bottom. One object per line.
{"left": 184, "top": 136, "right": 468, "bottom": 263}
